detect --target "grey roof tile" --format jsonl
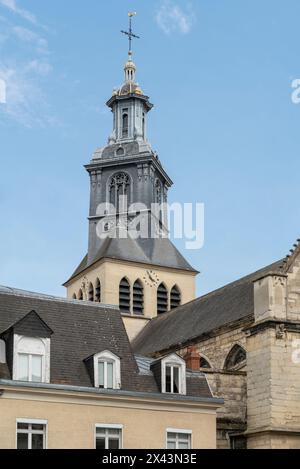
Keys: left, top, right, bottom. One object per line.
{"left": 66, "top": 236, "right": 197, "bottom": 284}
{"left": 132, "top": 259, "right": 284, "bottom": 356}
{"left": 0, "top": 287, "right": 213, "bottom": 400}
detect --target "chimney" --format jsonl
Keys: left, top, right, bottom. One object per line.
{"left": 183, "top": 346, "right": 200, "bottom": 371}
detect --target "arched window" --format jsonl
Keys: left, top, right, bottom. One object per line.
{"left": 95, "top": 278, "right": 101, "bottom": 303}
{"left": 154, "top": 179, "right": 163, "bottom": 224}
{"left": 72, "top": 293, "right": 77, "bottom": 300}
{"left": 224, "top": 344, "right": 246, "bottom": 371}
{"left": 199, "top": 356, "right": 211, "bottom": 369}
{"left": 93, "top": 350, "right": 121, "bottom": 390}
{"left": 161, "top": 354, "right": 186, "bottom": 395}
{"left": 88, "top": 283, "right": 94, "bottom": 302}
{"left": 78, "top": 289, "right": 83, "bottom": 301}
{"left": 119, "top": 278, "right": 130, "bottom": 314}
{"left": 109, "top": 172, "right": 131, "bottom": 213}
{"left": 122, "top": 111, "right": 129, "bottom": 138}
{"left": 16, "top": 337, "right": 46, "bottom": 383}
{"left": 155, "top": 179, "right": 162, "bottom": 204}
{"left": 170, "top": 285, "right": 181, "bottom": 310}
{"left": 157, "top": 283, "right": 168, "bottom": 315}
{"left": 133, "top": 280, "right": 144, "bottom": 316}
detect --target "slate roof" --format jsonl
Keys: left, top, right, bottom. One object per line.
{"left": 135, "top": 355, "right": 212, "bottom": 398}
{"left": 65, "top": 236, "right": 197, "bottom": 284}
{"left": 0, "top": 286, "right": 213, "bottom": 400}
{"left": 1, "top": 310, "right": 54, "bottom": 338}
{"left": 132, "top": 259, "right": 284, "bottom": 356}
{"left": 0, "top": 287, "right": 142, "bottom": 391}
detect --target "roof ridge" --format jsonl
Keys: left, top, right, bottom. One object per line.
{"left": 132, "top": 257, "right": 285, "bottom": 333}
{"left": 280, "top": 237, "right": 300, "bottom": 273}
{"left": 0, "top": 285, "right": 117, "bottom": 310}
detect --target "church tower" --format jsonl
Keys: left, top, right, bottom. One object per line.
{"left": 64, "top": 14, "right": 197, "bottom": 340}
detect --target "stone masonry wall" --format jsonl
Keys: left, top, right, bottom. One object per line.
{"left": 179, "top": 323, "right": 249, "bottom": 448}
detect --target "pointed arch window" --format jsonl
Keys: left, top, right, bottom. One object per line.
{"left": 122, "top": 111, "right": 129, "bottom": 138}
{"left": 199, "top": 356, "right": 212, "bottom": 369}
{"left": 155, "top": 179, "right": 162, "bottom": 205}
{"left": 78, "top": 289, "right": 83, "bottom": 301}
{"left": 95, "top": 278, "right": 101, "bottom": 303}
{"left": 119, "top": 278, "right": 130, "bottom": 314}
{"left": 133, "top": 280, "right": 144, "bottom": 316}
{"left": 88, "top": 283, "right": 94, "bottom": 302}
{"left": 72, "top": 293, "right": 77, "bottom": 300}
{"left": 224, "top": 345, "right": 246, "bottom": 371}
{"left": 170, "top": 285, "right": 181, "bottom": 310}
{"left": 157, "top": 283, "right": 168, "bottom": 315}
{"left": 109, "top": 172, "right": 131, "bottom": 213}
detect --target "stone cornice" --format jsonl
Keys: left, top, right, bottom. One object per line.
{"left": 245, "top": 319, "right": 300, "bottom": 337}
{"left": 0, "top": 380, "right": 223, "bottom": 411}
{"left": 85, "top": 153, "right": 173, "bottom": 187}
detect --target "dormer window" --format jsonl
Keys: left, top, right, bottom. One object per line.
{"left": 19, "top": 353, "right": 42, "bottom": 382}
{"left": 161, "top": 354, "right": 186, "bottom": 395}
{"left": 93, "top": 351, "right": 121, "bottom": 390}
{"left": 165, "top": 364, "right": 180, "bottom": 393}
{"left": 14, "top": 336, "right": 50, "bottom": 384}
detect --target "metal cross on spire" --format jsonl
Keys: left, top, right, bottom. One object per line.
{"left": 121, "top": 12, "right": 140, "bottom": 55}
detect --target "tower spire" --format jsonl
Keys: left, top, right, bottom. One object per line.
{"left": 121, "top": 12, "right": 140, "bottom": 85}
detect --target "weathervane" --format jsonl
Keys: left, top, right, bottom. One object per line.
{"left": 121, "top": 12, "right": 140, "bottom": 55}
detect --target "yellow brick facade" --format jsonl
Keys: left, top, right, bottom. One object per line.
{"left": 0, "top": 386, "right": 218, "bottom": 449}
{"left": 65, "top": 258, "right": 196, "bottom": 340}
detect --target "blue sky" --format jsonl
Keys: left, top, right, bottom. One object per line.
{"left": 0, "top": 0, "right": 300, "bottom": 297}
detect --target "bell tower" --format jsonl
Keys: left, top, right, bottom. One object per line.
{"left": 64, "top": 14, "right": 198, "bottom": 341}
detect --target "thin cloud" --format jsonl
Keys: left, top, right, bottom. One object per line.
{"left": 25, "top": 59, "right": 52, "bottom": 76}
{"left": 0, "top": 60, "right": 53, "bottom": 127}
{"left": 0, "top": 5, "right": 56, "bottom": 128}
{"left": 0, "top": 0, "right": 37, "bottom": 24}
{"left": 156, "top": 0, "right": 195, "bottom": 35}
{"left": 12, "top": 26, "right": 49, "bottom": 54}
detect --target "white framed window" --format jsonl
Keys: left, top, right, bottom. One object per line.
{"left": 16, "top": 419, "right": 47, "bottom": 449}
{"left": 0, "top": 339, "right": 6, "bottom": 364}
{"left": 18, "top": 353, "right": 42, "bottom": 382}
{"left": 93, "top": 350, "right": 121, "bottom": 389}
{"left": 161, "top": 354, "right": 186, "bottom": 395}
{"left": 95, "top": 424, "right": 123, "bottom": 449}
{"left": 166, "top": 429, "right": 192, "bottom": 449}
{"left": 13, "top": 335, "right": 50, "bottom": 383}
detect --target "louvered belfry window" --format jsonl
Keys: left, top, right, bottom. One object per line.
{"left": 133, "top": 280, "right": 144, "bottom": 316}
{"left": 95, "top": 278, "right": 101, "bottom": 303}
{"left": 170, "top": 285, "right": 181, "bottom": 310}
{"left": 119, "top": 278, "right": 130, "bottom": 313}
{"left": 157, "top": 283, "right": 168, "bottom": 315}
{"left": 88, "top": 283, "right": 94, "bottom": 302}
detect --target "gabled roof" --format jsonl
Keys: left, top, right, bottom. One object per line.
{"left": 279, "top": 238, "right": 300, "bottom": 273}
{"left": 1, "top": 310, "right": 53, "bottom": 339}
{"left": 135, "top": 355, "right": 212, "bottom": 398}
{"left": 65, "top": 236, "right": 197, "bottom": 285}
{"left": 132, "top": 259, "right": 284, "bottom": 356}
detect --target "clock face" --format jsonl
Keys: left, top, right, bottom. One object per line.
{"left": 143, "top": 270, "right": 160, "bottom": 287}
